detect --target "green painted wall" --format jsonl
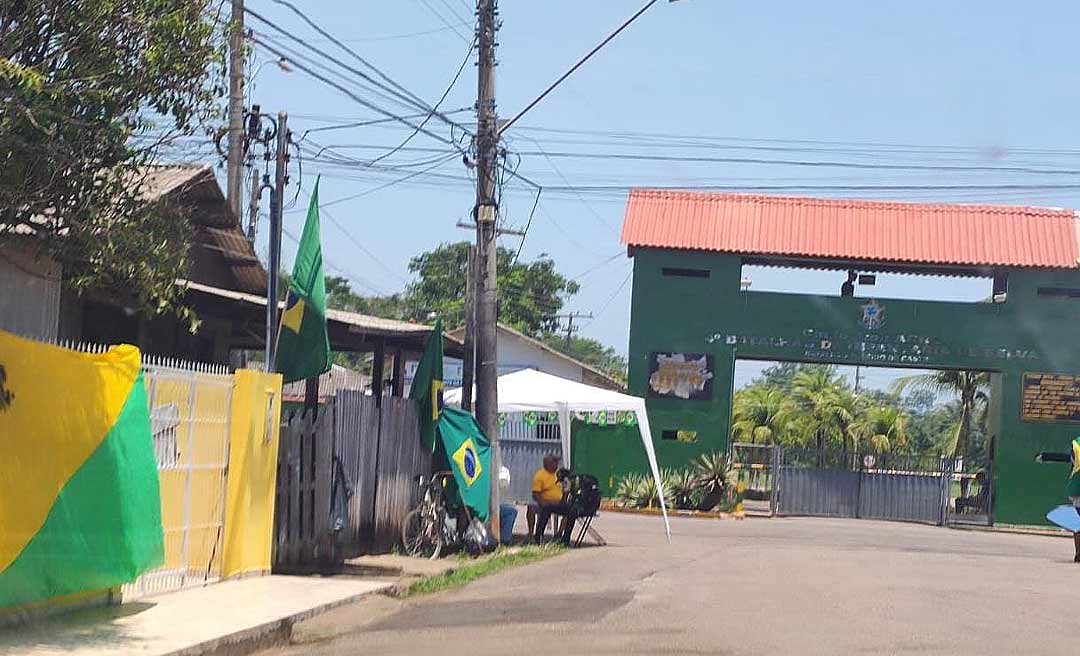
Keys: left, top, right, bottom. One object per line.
{"left": 622, "top": 248, "right": 1080, "bottom": 526}
{"left": 572, "top": 420, "right": 649, "bottom": 497}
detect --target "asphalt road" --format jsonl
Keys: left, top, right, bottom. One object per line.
{"left": 264, "top": 512, "right": 1078, "bottom": 656}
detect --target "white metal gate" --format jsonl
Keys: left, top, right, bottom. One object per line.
{"left": 499, "top": 412, "right": 561, "bottom": 503}
{"left": 123, "top": 356, "right": 233, "bottom": 598}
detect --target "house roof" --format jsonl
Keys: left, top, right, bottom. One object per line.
{"left": 446, "top": 323, "right": 624, "bottom": 391}
{"left": 620, "top": 189, "right": 1080, "bottom": 270}
{"left": 143, "top": 165, "right": 267, "bottom": 295}
{"left": 181, "top": 280, "right": 463, "bottom": 355}
{"left": 282, "top": 364, "right": 369, "bottom": 402}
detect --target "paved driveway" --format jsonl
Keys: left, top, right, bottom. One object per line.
{"left": 266, "top": 512, "right": 1077, "bottom": 655}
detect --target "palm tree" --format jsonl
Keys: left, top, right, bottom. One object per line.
{"left": 893, "top": 371, "right": 990, "bottom": 458}
{"left": 791, "top": 367, "right": 856, "bottom": 453}
{"left": 731, "top": 385, "right": 794, "bottom": 445}
{"left": 851, "top": 405, "right": 910, "bottom": 453}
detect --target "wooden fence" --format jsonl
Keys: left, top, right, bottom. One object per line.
{"left": 274, "top": 409, "right": 335, "bottom": 571}
{"left": 334, "top": 391, "right": 430, "bottom": 555}
{"left": 273, "top": 392, "right": 429, "bottom": 571}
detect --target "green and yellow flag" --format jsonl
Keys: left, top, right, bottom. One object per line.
{"left": 276, "top": 177, "right": 333, "bottom": 384}
{"left": 408, "top": 318, "right": 444, "bottom": 452}
{"left": 0, "top": 331, "right": 163, "bottom": 608}
{"left": 437, "top": 407, "right": 491, "bottom": 521}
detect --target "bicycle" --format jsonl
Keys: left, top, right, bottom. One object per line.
{"left": 401, "top": 471, "right": 467, "bottom": 559}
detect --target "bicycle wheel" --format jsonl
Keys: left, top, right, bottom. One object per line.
{"left": 401, "top": 508, "right": 442, "bottom": 559}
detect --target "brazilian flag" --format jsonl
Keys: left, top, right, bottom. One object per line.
{"left": 408, "top": 318, "right": 443, "bottom": 452}
{"left": 0, "top": 331, "right": 163, "bottom": 608}
{"left": 276, "top": 177, "right": 332, "bottom": 384}
{"left": 438, "top": 407, "right": 490, "bottom": 521}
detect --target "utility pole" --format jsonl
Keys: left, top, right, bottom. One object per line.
{"left": 461, "top": 245, "right": 476, "bottom": 411}
{"left": 266, "top": 111, "right": 288, "bottom": 370}
{"left": 226, "top": 0, "right": 246, "bottom": 220}
{"left": 557, "top": 312, "right": 593, "bottom": 347}
{"left": 245, "top": 105, "right": 262, "bottom": 242}
{"left": 474, "top": 0, "right": 501, "bottom": 536}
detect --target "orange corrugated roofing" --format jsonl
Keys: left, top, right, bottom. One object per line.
{"left": 621, "top": 189, "right": 1080, "bottom": 269}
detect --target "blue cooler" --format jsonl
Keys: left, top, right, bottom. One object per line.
{"left": 498, "top": 503, "right": 518, "bottom": 545}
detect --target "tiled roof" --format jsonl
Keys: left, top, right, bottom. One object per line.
{"left": 621, "top": 189, "right": 1080, "bottom": 269}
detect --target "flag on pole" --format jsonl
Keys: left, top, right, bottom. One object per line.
{"left": 408, "top": 318, "right": 444, "bottom": 452}
{"left": 276, "top": 177, "right": 332, "bottom": 384}
{"left": 437, "top": 407, "right": 491, "bottom": 521}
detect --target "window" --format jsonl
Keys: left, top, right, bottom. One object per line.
{"left": 1037, "top": 287, "right": 1080, "bottom": 298}
{"left": 661, "top": 429, "right": 698, "bottom": 444}
{"left": 662, "top": 267, "right": 710, "bottom": 279}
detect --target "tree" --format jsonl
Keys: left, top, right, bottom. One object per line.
{"left": 893, "top": 371, "right": 991, "bottom": 458}
{"left": 325, "top": 275, "right": 405, "bottom": 319}
{"left": 790, "top": 367, "right": 857, "bottom": 452}
{"left": 1, "top": 1, "right": 225, "bottom": 323}
{"left": 731, "top": 385, "right": 794, "bottom": 445}
{"left": 850, "top": 405, "right": 910, "bottom": 453}
{"left": 403, "top": 241, "right": 579, "bottom": 335}
{"left": 539, "top": 334, "right": 627, "bottom": 384}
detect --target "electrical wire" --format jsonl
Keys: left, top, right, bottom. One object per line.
{"left": 371, "top": 36, "right": 477, "bottom": 164}
{"left": 512, "top": 187, "right": 543, "bottom": 265}
{"left": 251, "top": 36, "right": 470, "bottom": 157}
{"left": 588, "top": 269, "right": 634, "bottom": 324}
{"left": 510, "top": 150, "right": 1080, "bottom": 177}
{"left": 416, "top": 0, "right": 473, "bottom": 42}
{"left": 266, "top": 0, "right": 472, "bottom": 132}
{"left": 247, "top": 12, "right": 445, "bottom": 117}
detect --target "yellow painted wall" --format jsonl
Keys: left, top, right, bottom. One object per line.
{"left": 221, "top": 369, "right": 283, "bottom": 578}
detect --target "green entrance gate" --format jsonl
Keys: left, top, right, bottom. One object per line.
{"left": 626, "top": 247, "right": 1080, "bottom": 527}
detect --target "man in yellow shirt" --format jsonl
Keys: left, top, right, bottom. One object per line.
{"left": 532, "top": 454, "right": 575, "bottom": 545}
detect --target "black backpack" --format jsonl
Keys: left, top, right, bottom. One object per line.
{"left": 568, "top": 473, "right": 602, "bottom": 517}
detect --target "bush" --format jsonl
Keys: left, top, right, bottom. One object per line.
{"left": 663, "top": 468, "right": 701, "bottom": 510}
{"left": 615, "top": 473, "right": 645, "bottom": 507}
{"left": 692, "top": 451, "right": 735, "bottom": 511}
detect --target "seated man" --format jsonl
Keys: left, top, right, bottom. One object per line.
{"left": 532, "top": 454, "right": 576, "bottom": 545}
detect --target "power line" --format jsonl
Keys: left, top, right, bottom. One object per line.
{"left": 512, "top": 187, "right": 543, "bottom": 265}
{"left": 297, "top": 108, "right": 472, "bottom": 138}
{"left": 511, "top": 125, "right": 1080, "bottom": 158}
{"left": 298, "top": 185, "right": 408, "bottom": 284}
{"left": 247, "top": 9, "right": 452, "bottom": 120}
{"left": 589, "top": 270, "right": 633, "bottom": 324}
{"left": 416, "top": 0, "right": 473, "bottom": 42}
{"left": 371, "top": 36, "right": 476, "bottom": 164}
{"left": 511, "top": 150, "right": 1080, "bottom": 177}
{"left": 268, "top": 0, "right": 450, "bottom": 112}
{"left": 251, "top": 36, "right": 470, "bottom": 156}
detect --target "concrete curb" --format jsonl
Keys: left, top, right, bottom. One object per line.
{"left": 948, "top": 523, "right": 1072, "bottom": 539}
{"left": 600, "top": 502, "right": 744, "bottom": 520}
{"left": 164, "top": 581, "right": 393, "bottom": 656}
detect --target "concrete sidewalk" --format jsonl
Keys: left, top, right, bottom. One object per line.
{"left": 0, "top": 576, "right": 392, "bottom": 656}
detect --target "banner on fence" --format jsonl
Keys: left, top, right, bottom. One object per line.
{"left": 0, "top": 331, "right": 164, "bottom": 607}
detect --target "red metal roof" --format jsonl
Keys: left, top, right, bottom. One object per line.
{"left": 621, "top": 189, "right": 1080, "bottom": 269}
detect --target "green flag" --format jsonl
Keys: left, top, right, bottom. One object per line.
{"left": 408, "top": 318, "right": 444, "bottom": 451}
{"left": 276, "top": 177, "right": 332, "bottom": 384}
{"left": 437, "top": 407, "right": 490, "bottom": 521}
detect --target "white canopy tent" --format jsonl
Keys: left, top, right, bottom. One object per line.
{"left": 445, "top": 368, "right": 670, "bottom": 539}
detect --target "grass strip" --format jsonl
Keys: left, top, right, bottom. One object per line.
{"left": 405, "top": 545, "right": 565, "bottom": 597}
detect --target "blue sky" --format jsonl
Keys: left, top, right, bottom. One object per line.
{"left": 229, "top": 1, "right": 1080, "bottom": 357}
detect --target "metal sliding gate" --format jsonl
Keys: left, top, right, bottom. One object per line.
{"left": 731, "top": 444, "right": 992, "bottom": 527}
